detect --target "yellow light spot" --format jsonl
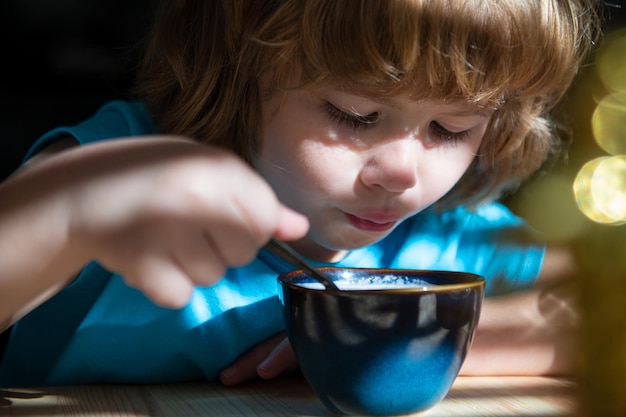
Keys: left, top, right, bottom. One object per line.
{"left": 591, "top": 92, "right": 626, "bottom": 155}
{"left": 574, "top": 156, "right": 626, "bottom": 225}
{"left": 596, "top": 28, "right": 626, "bottom": 93}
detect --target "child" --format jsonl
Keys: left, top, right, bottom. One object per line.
{"left": 0, "top": 0, "right": 601, "bottom": 387}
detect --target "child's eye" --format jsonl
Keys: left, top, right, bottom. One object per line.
{"left": 429, "top": 121, "right": 470, "bottom": 145}
{"left": 323, "top": 102, "right": 380, "bottom": 131}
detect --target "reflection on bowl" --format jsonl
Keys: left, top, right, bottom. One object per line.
{"left": 278, "top": 268, "right": 485, "bottom": 416}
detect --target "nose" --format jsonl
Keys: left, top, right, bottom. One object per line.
{"left": 359, "top": 139, "right": 418, "bottom": 192}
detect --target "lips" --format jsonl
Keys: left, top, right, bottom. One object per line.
{"left": 345, "top": 212, "right": 399, "bottom": 232}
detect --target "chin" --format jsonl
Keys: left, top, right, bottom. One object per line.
{"left": 320, "top": 230, "right": 389, "bottom": 251}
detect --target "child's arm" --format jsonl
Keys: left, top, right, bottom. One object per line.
{"left": 459, "top": 245, "right": 578, "bottom": 375}
{"left": 0, "top": 136, "right": 308, "bottom": 333}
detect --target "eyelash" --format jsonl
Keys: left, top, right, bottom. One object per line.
{"left": 429, "top": 121, "right": 471, "bottom": 145}
{"left": 322, "top": 102, "right": 379, "bottom": 131}
{"left": 323, "top": 101, "right": 471, "bottom": 144}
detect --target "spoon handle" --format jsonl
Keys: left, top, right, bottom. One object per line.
{"left": 263, "top": 239, "right": 339, "bottom": 291}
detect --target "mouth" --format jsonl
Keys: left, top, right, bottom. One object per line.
{"left": 345, "top": 213, "right": 399, "bottom": 232}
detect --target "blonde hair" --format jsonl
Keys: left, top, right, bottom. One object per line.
{"left": 136, "top": 0, "right": 602, "bottom": 208}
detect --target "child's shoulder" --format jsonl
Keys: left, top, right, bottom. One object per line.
{"left": 23, "top": 100, "right": 156, "bottom": 162}
{"left": 404, "top": 202, "right": 524, "bottom": 231}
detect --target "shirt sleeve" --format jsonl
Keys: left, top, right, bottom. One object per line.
{"left": 391, "top": 203, "right": 546, "bottom": 296}
{"left": 23, "top": 100, "right": 155, "bottom": 162}
{"left": 456, "top": 204, "right": 546, "bottom": 295}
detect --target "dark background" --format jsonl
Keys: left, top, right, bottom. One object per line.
{"left": 0, "top": 1, "right": 624, "bottom": 182}
{"left": 0, "top": 0, "right": 157, "bottom": 180}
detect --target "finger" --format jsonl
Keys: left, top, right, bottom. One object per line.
{"left": 201, "top": 192, "right": 279, "bottom": 267}
{"left": 219, "top": 333, "right": 286, "bottom": 386}
{"left": 203, "top": 219, "right": 261, "bottom": 267}
{"left": 274, "top": 205, "right": 309, "bottom": 241}
{"left": 257, "top": 336, "right": 298, "bottom": 380}
{"left": 172, "top": 229, "right": 227, "bottom": 287}
{"left": 123, "top": 254, "right": 195, "bottom": 309}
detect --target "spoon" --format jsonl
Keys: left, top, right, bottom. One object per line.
{"left": 263, "top": 238, "right": 340, "bottom": 291}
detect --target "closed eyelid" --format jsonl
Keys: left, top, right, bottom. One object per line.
{"left": 441, "top": 109, "right": 492, "bottom": 117}
{"left": 428, "top": 121, "right": 472, "bottom": 146}
{"left": 343, "top": 106, "right": 380, "bottom": 123}
{"left": 327, "top": 97, "right": 380, "bottom": 116}
{"left": 435, "top": 112, "right": 492, "bottom": 130}
{"left": 322, "top": 102, "right": 379, "bottom": 130}
{"left": 434, "top": 120, "right": 479, "bottom": 132}
{"left": 436, "top": 109, "right": 493, "bottom": 124}
{"left": 319, "top": 90, "right": 491, "bottom": 130}
{"left": 321, "top": 90, "right": 382, "bottom": 110}
{"left": 324, "top": 99, "right": 374, "bottom": 116}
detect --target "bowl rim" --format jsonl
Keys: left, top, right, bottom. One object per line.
{"left": 277, "top": 267, "right": 486, "bottom": 294}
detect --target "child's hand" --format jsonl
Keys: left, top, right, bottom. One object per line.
{"left": 47, "top": 136, "right": 308, "bottom": 308}
{"left": 219, "top": 333, "right": 299, "bottom": 386}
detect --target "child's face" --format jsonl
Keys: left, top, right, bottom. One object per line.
{"left": 255, "top": 87, "right": 491, "bottom": 257}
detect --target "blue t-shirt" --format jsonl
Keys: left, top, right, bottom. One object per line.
{"left": 0, "top": 101, "right": 545, "bottom": 387}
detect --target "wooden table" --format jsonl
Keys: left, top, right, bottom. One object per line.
{"left": 0, "top": 376, "right": 577, "bottom": 416}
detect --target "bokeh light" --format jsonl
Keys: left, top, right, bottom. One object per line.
{"left": 591, "top": 92, "right": 626, "bottom": 155}
{"left": 596, "top": 28, "right": 626, "bottom": 93}
{"left": 574, "top": 26, "right": 626, "bottom": 226}
{"left": 574, "top": 156, "right": 626, "bottom": 225}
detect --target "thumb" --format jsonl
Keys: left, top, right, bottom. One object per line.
{"left": 273, "top": 204, "right": 309, "bottom": 241}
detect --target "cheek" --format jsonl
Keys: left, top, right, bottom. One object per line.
{"left": 260, "top": 138, "right": 338, "bottom": 190}
{"left": 257, "top": 101, "right": 303, "bottom": 175}
{"left": 258, "top": 93, "right": 346, "bottom": 198}
{"left": 256, "top": 121, "right": 326, "bottom": 206}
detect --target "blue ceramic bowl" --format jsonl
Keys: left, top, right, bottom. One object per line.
{"left": 278, "top": 268, "right": 485, "bottom": 416}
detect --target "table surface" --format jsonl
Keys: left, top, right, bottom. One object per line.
{"left": 0, "top": 375, "right": 577, "bottom": 417}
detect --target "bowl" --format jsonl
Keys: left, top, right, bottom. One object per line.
{"left": 277, "top": 268, "right": 485, "bottom": 416}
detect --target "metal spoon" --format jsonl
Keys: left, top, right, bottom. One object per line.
{"left": 263, "top": 238, "right": 340, "bottom": 291}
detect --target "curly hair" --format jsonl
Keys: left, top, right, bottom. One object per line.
{"left": 135, "top": 0, "right": 602, "bottom": 208}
